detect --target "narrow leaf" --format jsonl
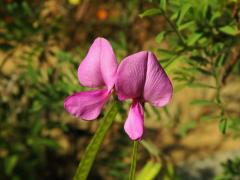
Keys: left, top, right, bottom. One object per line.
{"left": 73, "top": 102, "right": 119, "bottom": 180}
{"left": 156, "top": 31, "right": 166, "bottom": 43}
{"left": 190, "top": 99, "right": 217, "bottom": 106}
{"left": 137, "top": 160, "right": 161, "bottom": 180}
{"left": 195, "top": 67, "right": 212, "bottom": 76}
{"left": 141, "top": 140, "right": 159, "bottom": 156}
{"left": 219, "top": 25, "right": 238, "bottom": 36}
{"left": 187, "top": 82, "right": 216, "bottom": 89}
{"left": 219, "top": 118, "right": 228, "bottom": 134}
{"left": 190, "top": 56, "right": 209, "bottom": 65}
{"left": 215, "top": 53, "right": 229, "bottom": 67}
{"left": 178, "top": 121, "right": 196, "bottom": 137}
{"left": 140, "top": 8, "right": 162, "bottom": 18}
{"left": 187, "top": 33, "right": 202, "bottom": 46}
{"left": 200, "top": 115, "right": 220, "bottom": 122}
{"left": 178, "top": 21, "right": 196, "bottom": 31}
{"left": 5, "top": 155, "right": 18, "bottom": 175}
{"left": 177, "top": 4, "right": 192, "bottom": 26}
{"left": 159, "top": 0, "right": 167, "bottom": 11}
{"left": 157, "top": 48, "right": 176, "bottom": 58}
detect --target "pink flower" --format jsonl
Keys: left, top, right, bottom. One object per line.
{"left": 64, "top": 38, "right": 172, "bottom": 141}
{"left": 115, "top": 51, "right": 173, "bottom": 140}
{"left": 64, "top": 37, "right": 118, "bottom": 120}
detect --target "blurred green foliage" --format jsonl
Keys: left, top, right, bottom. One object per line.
{"left": 215, "top": 156, "right": 240, "bottom": 180}
{"left": 141, "top": 0, "right": 240, "bottom": 134}
{"left": 140, "top": 0, "right": 240, "bottom": 178}
{"left": 0, "top": 1, "right": 79, "bottom": 179}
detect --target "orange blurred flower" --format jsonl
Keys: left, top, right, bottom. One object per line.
{"left": 96, "top": 8, "right": 108, "bottom": 21}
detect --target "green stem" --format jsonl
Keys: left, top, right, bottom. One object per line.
{"left": 73, "top": 101, "right": 119, "bottom": 180}
{"left": 160, "top": 9, "right": 185, "bottom": 46}
{"left": 212, "top": 60, "right": 227, "bottom": 133}
{"left": 129, "top": 141, "right": 139, "bottom": 180}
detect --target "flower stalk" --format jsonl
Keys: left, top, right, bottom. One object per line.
{"left": 73, "top": 101, "right": 119, "bottom": 180}
{"left": 129, "top": 140, "right": 139, "bottom": 180}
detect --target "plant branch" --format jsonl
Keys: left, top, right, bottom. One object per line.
{"left": 160, "top": 9, "right": 186, "bottom": 46}
{"left": 222, "top": 46, "right": 240, "bottom": 85}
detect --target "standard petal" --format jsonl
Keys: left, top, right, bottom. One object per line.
{"left": 64, "top": 89, "right": 110, "bottom": 120}
{"left": 100, "top": 39, "right": 118, "bottom": 90}
{"left": 115, "top": 51, "right": 148, "bottom": 100}
{"left": 124, "top": 101, "right": 144, "bottom": 140}
{"left": 143, "top": 52, "right": 173, "bottom": 107}
{"left": 78, "top": 37, "right": 117, "bottom": 89}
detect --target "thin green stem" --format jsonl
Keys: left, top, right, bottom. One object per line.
{"left": 160, "top": 9, "right": 185, "bottom": 46}
{"left": 211, "top": 59, "right": 228, "bottom": 133}
{"left": 73, "top": 101, "right": 119, "bottom": 180}
{"left": 129, "top": 141, "right": 139, "bottom": 180}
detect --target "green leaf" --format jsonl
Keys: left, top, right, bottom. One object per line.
{"left": 187, "top": 82, "right": 216, "bottom": 89}
{"left": 156, "top": 31, "right": 166, "bottom": 43}
{"left": 219, "top": 118, "right": 228, "bottom": 134}
{"left": 215, "top": 53, "right": 229, "bottom": 67}
{"left": 5, "top": 155, "right": 18, "bottom": 175}
{"left": 190, "top": 56, "right": 209, "bottom": 65}
{"left": 157, "top": 48, "right": 176, "bottom": 58}
{"left": 190, "top": 99, "right": 217, "bottom": 106}
{"left": 178, "top": 21, "right": 196, "bottom": 31}
{"left": 176, "top": 4, "right": 192, "bottom": 26}
{"left": 195, "top": 67, "right": 212, "bottom": 76}
{"left": 74, "top": 102, "right": 119, "bottom": 180}
{"left": 210, "top": 11, "right": 221, "bottom": 23}
{"left": 159, "top": 0, "right": 167, "bottom": 11}
{"left": 170, "top": 10, "right": 179, "bottom": 21}
{"left": 219, "top": 25, "right": 239, "bottom": 36}
{"left": 31, "top": 121, "right": 43, "bottom": 135}
{"left": 137, "top": 160, "right": 161, "bottom": 180}
{"left": 200, "top": 115, "right": 220, "bottom": 122}
{"left": 151, "top": 106, "right": 161, "bottom": 120}
{"left": 27, "top": 137, "right": 60, "bottom": 150}
{"left": 201, "top": 0, "right": 210, "bottom": 19}
{"left": 140, "top": 8, "right": 162, "bottom": 18}
{"left": 37, "top": 138, "right": 60, "bottom": 149}
{"left": 141, "top": 140, "right": 159, "bottom": 156}
{"left": 22, "top": 2, "right": 32, "bottom": 16}
{"left": 178, "top": 121, "right": 196, "bottom": 137}
{"left": 187, "top": 33, "right": 202, "bottom": 46}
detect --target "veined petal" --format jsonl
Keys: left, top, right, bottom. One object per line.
{"left": 100, "top": 39, "right": 118, "bottom": 90}
{"left": 78, "top": 38, "right": 104, "bottom": 87}
{"left": 115, "top": 51, "right": 148, "bottom": 100}
{"left": 64, "top": 89, "right": 110, "bottom": 120}
{"left": 143, "top": 52, "right": 173, "bottom": 107}
{"left": 78, "top": 37, "right": 118, "bottom": 89}
{"left": 124, "top": 101, "right": 144, "bottom": 140}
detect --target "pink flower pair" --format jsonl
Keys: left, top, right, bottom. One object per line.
{"left": 64, "top": 37, "right": 173, "bottom": 140}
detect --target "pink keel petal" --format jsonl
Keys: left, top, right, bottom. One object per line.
{"left": 124, "top": 101, "right": 144, "bottom": 140}
{"left": 115, "top": 51, "right": 148, "bottom": 100}
{"left": 64, "top": 89, "right": 110, "bottom": 120}
{"left": 78, "top": 37, "right": 118, "bottom": 89}
{"left": 143, "top": 52, "right": 173, "bottom": 107}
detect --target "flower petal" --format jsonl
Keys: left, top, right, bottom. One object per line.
{"left": 143, "top": 52, "right": 173, "bottom": 107}
{"left": 115, "top": 51, "right": 148, "bottom": 100}
{"left": 78, "top": 37, "right": 118, "bottom": 89}
{"left": 64, "top": 89, "right": 110, "bottom": 120}
{"left": 100, "top": 39, "right": 118, "bottom": 90}
{"left": 124, "top": 101, "right": 144, "bottom": 140}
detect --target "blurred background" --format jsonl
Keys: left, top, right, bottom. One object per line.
{"left": 0, "top": 0, "right": 240, "bottom": 179}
